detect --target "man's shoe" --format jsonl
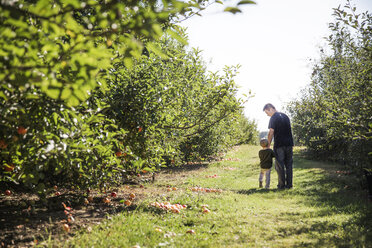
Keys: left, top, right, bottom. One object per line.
{"left": 259, "top": 181, "right": 263, "bottom": 188}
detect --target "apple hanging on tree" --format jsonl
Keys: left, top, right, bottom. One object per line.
{"left": 17, "top": 126, "right": 27, "bottom": 135}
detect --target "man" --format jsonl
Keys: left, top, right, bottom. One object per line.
{"left": 263, "top": 103, "right": 294, "bottom": 189}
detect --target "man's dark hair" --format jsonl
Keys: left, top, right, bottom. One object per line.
{"left": 263, "top": 103, "right": 276, "bottom": 111}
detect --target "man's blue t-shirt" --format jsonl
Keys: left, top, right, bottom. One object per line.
{"left": 269, "top": 112, "right": 294, "bottom": 149}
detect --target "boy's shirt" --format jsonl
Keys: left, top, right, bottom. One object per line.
{"left": 259, "top": 148, "right": 275, "bottom": 169}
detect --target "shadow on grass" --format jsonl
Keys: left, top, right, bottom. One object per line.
{"left": 160, "top": 162, "right": 209, "bottom": 174}
{"left": 276, "top": 149, "right": 372, "bottom": 247}
{"left": 0, "top": 193, "right": 137, "bottom": 247}
{"left": 236, "top": 188, "right": 283, "bottom": 195}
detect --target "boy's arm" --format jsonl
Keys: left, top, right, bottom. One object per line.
{"left": 258, "top": 150, "right": 265, "bottom": 162}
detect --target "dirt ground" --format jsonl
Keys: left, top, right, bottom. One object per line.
{"left": 0, "top": 162, "right": 211, "bottom": 248}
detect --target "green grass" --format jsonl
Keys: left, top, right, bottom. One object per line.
{"left": 45, "top": 145, "right": 372, "bottom": 247}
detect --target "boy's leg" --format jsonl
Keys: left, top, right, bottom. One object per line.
{"left": 259, "top": 170, "right": 264, "bottom": 188}
{"left": 265, "top": 169, "right": 271, "bottom": 189}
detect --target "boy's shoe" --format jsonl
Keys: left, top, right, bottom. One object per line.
{"left": 259, "top": 181, "right": 263, "bottom": 188}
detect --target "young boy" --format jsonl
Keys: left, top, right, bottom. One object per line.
{"left": 258, "top": 138, "right": 275, "bottom": 189}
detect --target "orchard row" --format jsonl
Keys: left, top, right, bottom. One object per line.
{"left": 0, "top": 35, "right": 257, "bottom": 197}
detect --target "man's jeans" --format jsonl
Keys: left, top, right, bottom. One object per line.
{"left": 274, "top": 146, "right": 293, "bottom": 189}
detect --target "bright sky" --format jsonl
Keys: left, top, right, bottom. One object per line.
{"left": 180, "top": 0, "right": 371, "bottom": 131}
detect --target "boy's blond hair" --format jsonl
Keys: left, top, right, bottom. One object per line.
{"left": 260, "top": 138, "right": 269, "bottom": 148}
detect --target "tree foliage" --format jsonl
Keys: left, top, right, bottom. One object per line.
{"left": 0, "top": 0, "right": 255, "bottom": 106}
{"left": 287, "top": 1, "right": 372, "bottom": 169}
{"left": 0, "top": 0, "right": 257, "bottom": 196}
{"left": 89, "top": 31, "right": 256, "bottom": 167}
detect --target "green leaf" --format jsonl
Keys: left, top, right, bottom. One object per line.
{"left": 52, "top": 112, "right": 59, "bottom": 125}
{"left": 45, "top": 88, "right": 61, "bottom": 99}
{"left": 237, "top": 0, "right": 256, "bottom": 5}
{"left": 124, "top": 57, "right": 133, "bottom": 69}
{"left": 61, "top": 87, "right": 72, "bottom": 100}
{"left": 67, "top": 95, "right": 80, "bottom": 107}
{"left": 63, "top": 0, "right": 81, "bottom": 8}
{"left": 142, "top": 167, "right": 154, "bottom": 172}
{"left": 151, "top": 24, "right": 163, "bottom": 38}
{"left": 224, "top": 7, "right": 242, "bottom": 14}
{"left": 0, "top": 91, "right": 8, "bottom": 100}
{"left": 147, "top": 42, "right": 169, "bottom": 59}
{"left": 25, "top": 93, "right": 40, "bottom": 99}
{"left": 33, "top": 0, "right": 51, "bottom": 14}
{"left": 167, "top": 29, "right": 188, "bottom": 45}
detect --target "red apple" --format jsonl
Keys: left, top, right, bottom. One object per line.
{"left": 5, "top": 190, "right": 11, "bottom": 196}
{"left": 4, "top": 164, "right": 14, "bottom": 172}
{"left": 17, "top": 126, "right": 27, "bottom": 135}
{"left": 0, "top": 140, "right": 8, "bottom": 149}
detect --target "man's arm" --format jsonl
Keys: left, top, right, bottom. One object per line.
{"left": 268, "top": 128, "right": 274, "bottom": 148}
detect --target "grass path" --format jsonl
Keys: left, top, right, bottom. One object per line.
{"left": 50, "top": 145, "right": 371, "bottom": 247}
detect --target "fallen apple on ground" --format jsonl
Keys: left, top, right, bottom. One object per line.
{"left": 149, "top": 202, "right": 187, "bottom": 213}
{"left": 202, "top": 206, "right": 211, "bottom": 214}
{"left": 186, "top": 229, "right": 195, "bottom": 234}
{"left": 63, "top": 224, "right": 70, "bottom": 232}
{"left": 124, "top": 200, "right": 132, "bottom": 206}
{"left": 190, "top": 187, "right": 223, "bottom": 193}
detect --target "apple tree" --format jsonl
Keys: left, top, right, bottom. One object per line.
{"left": 0, "top": 0, "right": 258, "bottom": 196}
{"left": 287, "top": 1, "right": 371, "bottom": 169}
